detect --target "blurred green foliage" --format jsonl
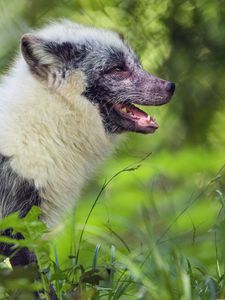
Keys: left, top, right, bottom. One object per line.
{"left": 0, "top": 0, "right": 225, "bottom": 299}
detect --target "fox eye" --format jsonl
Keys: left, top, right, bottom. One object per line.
{"left": 112, "top": 66, "right": 124, "bottom": 72}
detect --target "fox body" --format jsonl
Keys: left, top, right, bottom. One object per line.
{"left": 0, "top": 20, "right": 175, "bottom": 256}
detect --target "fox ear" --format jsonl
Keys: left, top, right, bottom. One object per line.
{"left": 21, "top": 34, "right": 58, "bottom": 76}
{"left": 21, "top": 34, "right": 87, "bottom": 82}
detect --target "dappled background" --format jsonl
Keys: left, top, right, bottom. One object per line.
{"left": 0, "top": 0, "right": 225, "bottom": 299}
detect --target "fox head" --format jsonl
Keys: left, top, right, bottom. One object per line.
{"left": 21, "top": 20, "right": 175, "bottom": 135}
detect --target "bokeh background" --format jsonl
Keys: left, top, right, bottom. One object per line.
{"left": 0, "top": 0, "right": 225, "bottom": 299}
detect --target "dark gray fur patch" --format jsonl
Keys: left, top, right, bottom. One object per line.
{"left": 0, "top": 154, "right": 42, "bottom": 218}
{"left": 44, "top": 41, "right": 87, "bottom": 66}
{"left": 0, "top": 154, "right": 42, "bottom": 265}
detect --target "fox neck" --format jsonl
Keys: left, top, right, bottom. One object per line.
{"left": 0, "top": 61, "right": 119, "bottom": 226}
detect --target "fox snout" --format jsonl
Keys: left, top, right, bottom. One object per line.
{"left": 125, "top": 68, "right": 175, "bottom": 107}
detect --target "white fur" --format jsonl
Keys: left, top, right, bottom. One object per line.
{"left": 0, "top": 21, "right": 122, "bottom": 227}
{"left": 37, "top": 20, "right": 129, "bottom": 55}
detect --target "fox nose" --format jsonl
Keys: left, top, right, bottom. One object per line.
{"left": 165, "top": 82, "right": 176, "bottom": 94}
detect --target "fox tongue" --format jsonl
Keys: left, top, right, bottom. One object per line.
{"left": 115, "top": 103, "right": 158, "bottom": 128}
{"left": 137, "top": 115, "right": 158, "bottom": 127}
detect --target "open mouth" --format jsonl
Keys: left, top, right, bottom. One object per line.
{"left": 113, "top": 103, "right": 159, "bottom": 134}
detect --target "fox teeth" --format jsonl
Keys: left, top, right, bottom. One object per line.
{"left": 147, "top": 115, "right": 150, "bottom": 121}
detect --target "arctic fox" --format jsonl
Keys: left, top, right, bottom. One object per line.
{"left": 0, "top": 20, "right": 175, "bottom": 265}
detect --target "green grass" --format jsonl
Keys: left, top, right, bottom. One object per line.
{"left": 0, "top": 148, "right": 224, "bottom": 300}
